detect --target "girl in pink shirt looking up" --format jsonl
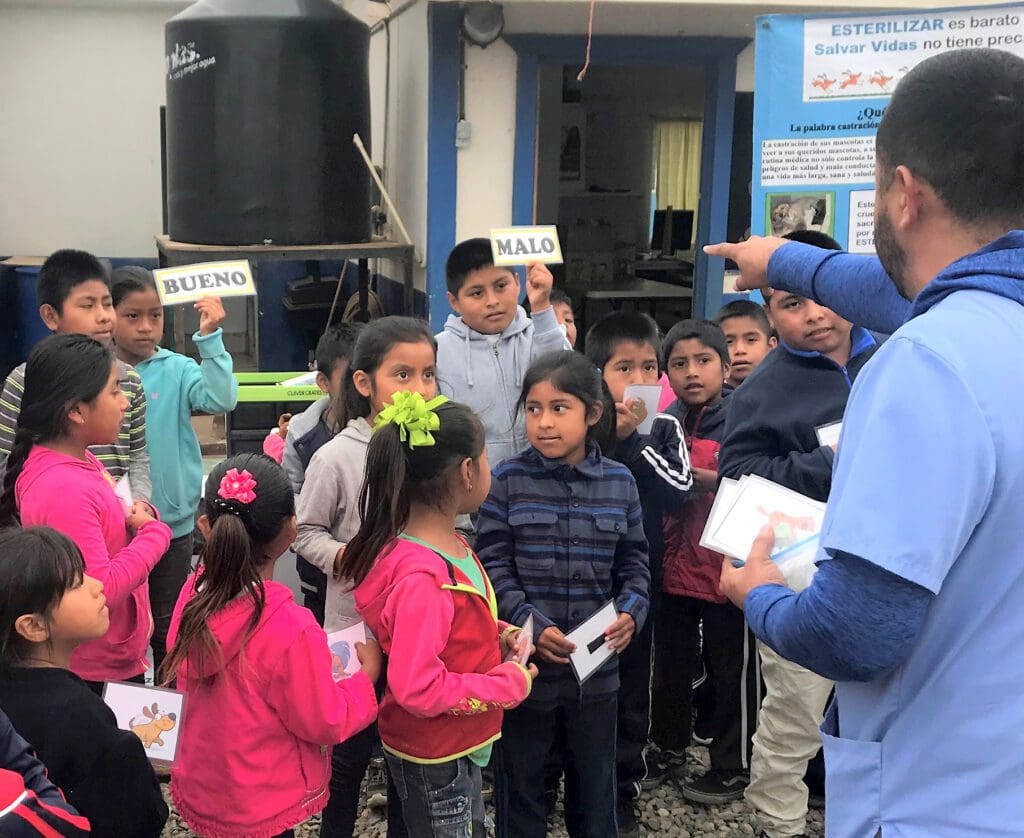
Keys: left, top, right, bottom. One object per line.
{"left": 0, "top": 334, "right": 171, "bottom": 692}
{"left": 163, "top": 454, "right": 381, "bottom": 838}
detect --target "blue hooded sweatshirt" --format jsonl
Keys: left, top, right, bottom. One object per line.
{"left": 436, "top": 305, "right": 567, "bottom": 467}
{"left": 135, "top": 329, "right": 238, "bottom": 538}
{"left": 747, "top": 231, "right": 1024, "bottom": 837}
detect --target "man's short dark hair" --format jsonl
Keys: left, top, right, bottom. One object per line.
{"left": 584, "top": 311, "right": 661, "bottom": 370}
{"left": 715, "top": 299, "right": 773, "bottom": 338}
{"left": 445, "top": 238, "right": 514, "bottom": 296}
{"left": 315, "top": 323, "right": 364, "bottom": 377}
{"left": 877, "top": 48, "right": 1024, "bottom": 230}
{"left": 662, "top": 319, "right": 730, "bottom": 369}
{"left": 36, "top": 249, "right": 108, "bottom": 313}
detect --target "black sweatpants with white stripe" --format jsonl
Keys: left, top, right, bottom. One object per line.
{"left": 650, "top": 592, "right": 761, "bottom": 772}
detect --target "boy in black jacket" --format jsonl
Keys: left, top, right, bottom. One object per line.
{"left": 584, "top": 312, "right": 693, "bottom": 836}
{"left": 718, "top": 231, "right": 878, "bottom": 838}
{"left": 647, "top": 321, "right": 762, "bottom": 808}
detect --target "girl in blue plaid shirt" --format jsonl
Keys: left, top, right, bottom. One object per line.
{"left": 477, "top": 351, "right": 651, "bottom": 838}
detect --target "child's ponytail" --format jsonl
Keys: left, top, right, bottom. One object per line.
{"left": 160, "top": 454, "right": 294, "bottom": 686}
{"left": 0, "top": 429, "right": 36, "bottom": 527}
{"left": 335, "top": 421, "right": 409, "bottom": 584}
{"left": 0, "top": 335, "right": 114, "bottom": 528}
{"left": 339, "top": 394, "right": 485, "bottom": 586}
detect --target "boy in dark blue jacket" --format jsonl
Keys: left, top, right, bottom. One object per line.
{"left": 584, "top": 312, "right": 692, "bottom": 834}
{"left": 718, "top": 231, "right": 877, "bottom": 838}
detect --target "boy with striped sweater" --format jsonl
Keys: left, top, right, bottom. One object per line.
{"left": 0, "top": 250, "right": 150, "bottom": 498}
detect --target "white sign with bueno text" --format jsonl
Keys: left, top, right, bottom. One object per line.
{"left": 153, "top": 260, "right": 257, "bottom": 306}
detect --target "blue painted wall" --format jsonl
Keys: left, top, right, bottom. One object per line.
{"left": 426, "top": 3, "right": 462, "bottom": 328}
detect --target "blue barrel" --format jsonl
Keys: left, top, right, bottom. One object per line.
{"left": 12, "top": 268, "right": 51, "bottom": 367}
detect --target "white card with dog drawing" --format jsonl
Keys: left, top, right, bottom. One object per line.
{"left": 326, "top": 622, "right": 366, "bottom": 681}
{"left": 565, "top": 600, "right": 619, "bottom": 685}
{"left": 103, "top": 681, "right": 185, "bottom": 764}
{"left": 703, "top": 475, "right": 825, "bottom": 563}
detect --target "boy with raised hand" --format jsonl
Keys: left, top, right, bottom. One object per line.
{"left": 718, "top": 231, "right": 877, "bottom": 838}
{"left": 436, "top": 238, "right": 566, "bottom": 467}
{"left": 714, "top": 299, "right": 777, "bottom": 389}
{"left": 110, "top": 266, "right": 239, "bottom": 677}
{"left": 0, "top": 250, "right": 150, "bottom": 500}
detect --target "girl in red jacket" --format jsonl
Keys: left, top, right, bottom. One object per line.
{"left": 340, "top": 392, "right": 536, "bottom": 838}
{"left": 163, "top": 454, "right": 382, "bottom": 838}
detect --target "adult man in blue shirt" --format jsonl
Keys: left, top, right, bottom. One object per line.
{"left": 707, "top": 48, "right": 1024, "bottom": 837}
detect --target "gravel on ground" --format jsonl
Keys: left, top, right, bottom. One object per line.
{"left": 160, "top": 747, "right": 824, "bottom": 838}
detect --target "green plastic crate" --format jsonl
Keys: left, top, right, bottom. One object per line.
{"left": 227, "top": 372, "right": 325, "bottom": 456}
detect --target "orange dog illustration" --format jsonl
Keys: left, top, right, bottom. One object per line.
{"left": 129, "top": 702, "right": 177, "bottom": 749}
{"left": 840, "top": 70, "right": 862, "bottom": 89}
{"left": 811, "top": 73, "right": 836, "bottom": 92}
{"left": 869, "top": 71, "right": 894, "bottom": 90}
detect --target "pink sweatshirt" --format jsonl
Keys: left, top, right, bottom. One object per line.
{"left": 16, "top": 446, "right": 171, "bottom": 681}
{"left": 167, "top": 577, "right": 378, "bottom": 838}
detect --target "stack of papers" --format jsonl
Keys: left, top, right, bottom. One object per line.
{"left": 700, "top": 475, "right": 826, "bottom": 591}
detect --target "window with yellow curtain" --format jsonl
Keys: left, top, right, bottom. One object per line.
{"left": 653, "top": 119, "right": 703, "bottom": 249}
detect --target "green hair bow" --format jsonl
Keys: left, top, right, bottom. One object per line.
{"left": 374, "top": 391, "right": 450, "bottom": 449}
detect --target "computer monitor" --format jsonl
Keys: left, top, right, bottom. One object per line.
{"left": 650, "top": 208, "right": 694, "bottom": 255}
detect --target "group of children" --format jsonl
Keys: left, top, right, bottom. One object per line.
{"left": 0, "top": 230, "right": 868, "bottom": 838}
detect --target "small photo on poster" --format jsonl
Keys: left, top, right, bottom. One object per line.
{"left": 765, "top": 191, "right": 835, "bottom": 238}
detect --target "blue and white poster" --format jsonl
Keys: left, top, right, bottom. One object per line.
{"left": 752, "top": 4, "right": 1024, "bottom": 252}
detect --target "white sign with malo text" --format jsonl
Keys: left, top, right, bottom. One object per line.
{"left": 153, "top": 259, "right": 257, "bottom": 306}
{"left": 490, "top": 226, "right": 564, "bottom": 266}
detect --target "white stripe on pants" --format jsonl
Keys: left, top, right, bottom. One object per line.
{"left": 745, "top": 642, "right": 833, "bottom": 838}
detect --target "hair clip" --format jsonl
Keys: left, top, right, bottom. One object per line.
{"left": 374, "top": 392, "right": 449, "bottom": 449}
{"left": 218, "top": 468, "right": 257, "bottom": 504}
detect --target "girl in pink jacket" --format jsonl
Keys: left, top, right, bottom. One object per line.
{"left": 0, "top": 334, "right": 171, "bottom": 689}
{"left": 340, "top": 393, "right": 536, "bottom": 838}
{"left": 164, "top": 453, "right": 381, "bottom": 838}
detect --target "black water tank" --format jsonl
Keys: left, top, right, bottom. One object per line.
{"left": 165, "top": 0, "right": 371, "bottom": 245}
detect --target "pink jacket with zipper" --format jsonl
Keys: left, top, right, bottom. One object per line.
{"left": 356, "top": 537, "right": 532, "bottom": 762}
{"left": 167, "top": 577, "right": 378, "bottom": 838}
{"left": 16, "top": 446, "right": 171, "bottom": 681}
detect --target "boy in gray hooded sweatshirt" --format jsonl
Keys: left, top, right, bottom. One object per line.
{"left": 436, "top": 238, "right": 567, "bottom": 468}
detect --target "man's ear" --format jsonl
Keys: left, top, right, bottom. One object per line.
{"left": 14, "top": 613, "right": 49, "bottom": 645}
{"left": 197, "top": 514, "right": 212, "bottom": 539}
{"left": 39, "top": 304, "right": 60, "bottom": 332}
{"left": 893, "top": 164, "right": 928, "bottom": 231}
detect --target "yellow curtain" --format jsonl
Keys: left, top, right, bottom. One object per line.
{"left": 654, "top": 119, "right": 703, "bottom": 247}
